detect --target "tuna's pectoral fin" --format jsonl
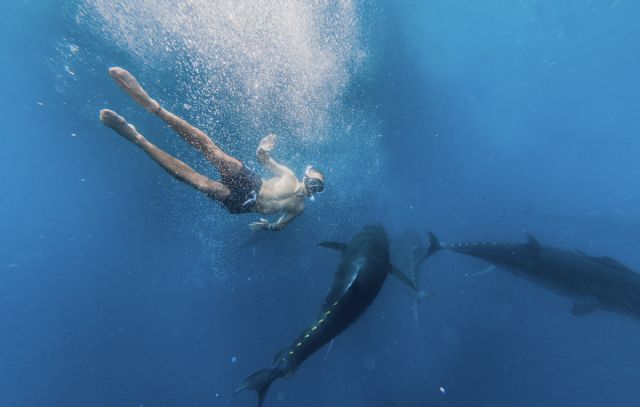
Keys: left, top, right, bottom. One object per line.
{"left": 319, "top": 241, "right": 348, "bottom": 252}
{"left": 588, "top": 255, "right": 633, "bottom": 273}
{"left": 571, "top": 302, "right": 597, "bottom": 317}
{"left": 391, "top": 265, "right": 418, "bottom": 291}
{"left": 235, "top": 367, "right": 279, "bottom": 407}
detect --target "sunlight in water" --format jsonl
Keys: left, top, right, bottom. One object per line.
{"left": 79, "top": 0, "right": 366, "bottom": 141}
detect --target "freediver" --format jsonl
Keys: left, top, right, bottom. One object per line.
{"left": 99, "top": 67, "right": 325, "bottom": 231}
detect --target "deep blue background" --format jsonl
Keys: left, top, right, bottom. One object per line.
{"left": 2, "top": 1, "right": 640, "bottom": 406}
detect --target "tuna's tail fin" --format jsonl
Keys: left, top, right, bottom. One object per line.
{"left": 413, "top": 233, "right": 439, "bottom": 269}
{"left": 398, "top": 231, "right": 443, "bottom": 291}
{"left": 425, "top": 232, "right": 443, "bottom": 259}
{"left": 409, "top": 232, "right": 443, "bottom": 327}
{"left": 235, "top": 367, "right": 279, "bottom": 407}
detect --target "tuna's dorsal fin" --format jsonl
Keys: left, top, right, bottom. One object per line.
{"left": 588, "top": 255, "right": 633, "bottom": 272}
{"left": 319, "top": 242, "right": 347, "bottom": 252}
{"left": 525, "top": 233, "right": 541, "bottom": 253}
{"left": 391, "top": 265, "right": 418, "bottom": 292}
{"left": 571, "top": 302, "right": 597, "bottom": 317}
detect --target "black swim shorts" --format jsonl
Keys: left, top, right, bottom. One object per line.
{"left": 219, "top": 164, "right": 263, "bottom": 214}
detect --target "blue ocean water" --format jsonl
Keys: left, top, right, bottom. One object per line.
{"left": 2, "top": 1, "right": 640, "bottom": 406}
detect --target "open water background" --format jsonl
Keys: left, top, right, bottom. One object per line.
{"left": 2, "top": 1, "right": 640, "bottom": 406}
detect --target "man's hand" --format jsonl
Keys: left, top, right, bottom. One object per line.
{"left": 258, "top": 134, "right": 277, "bottom": 153}
{"left": 249, "top": 218, "right": 276, "bottom": 231}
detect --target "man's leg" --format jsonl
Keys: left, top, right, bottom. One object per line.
{"left": 100, "top": 109, "right": 229, "bottom": 201}
{"left": 108, "top": 67, "right": 243, "bottom": 178}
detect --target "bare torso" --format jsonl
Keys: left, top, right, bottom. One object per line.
{"left": 254, "top": 172, "right": 305, "bottom": 215}
{"left": 244, "top": 134, "right": 315, "bottom": 230}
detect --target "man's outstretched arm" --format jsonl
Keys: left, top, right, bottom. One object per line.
{"left": 256, "top": 134, "right": 293, "bottom": 176}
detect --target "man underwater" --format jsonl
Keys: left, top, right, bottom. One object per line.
{"left": 100, "top": 67, "right": 325, "bottom": 231}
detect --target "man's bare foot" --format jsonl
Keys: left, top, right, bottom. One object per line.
{"left": 100, "top": 109, "right": 143, "bottom": 144}
{"left": 108, "top": 67, "right": 161, "bottom": 113}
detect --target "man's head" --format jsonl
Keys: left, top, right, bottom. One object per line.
{"left": 303, "top": 165, "right": 325, "bottom": 198}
